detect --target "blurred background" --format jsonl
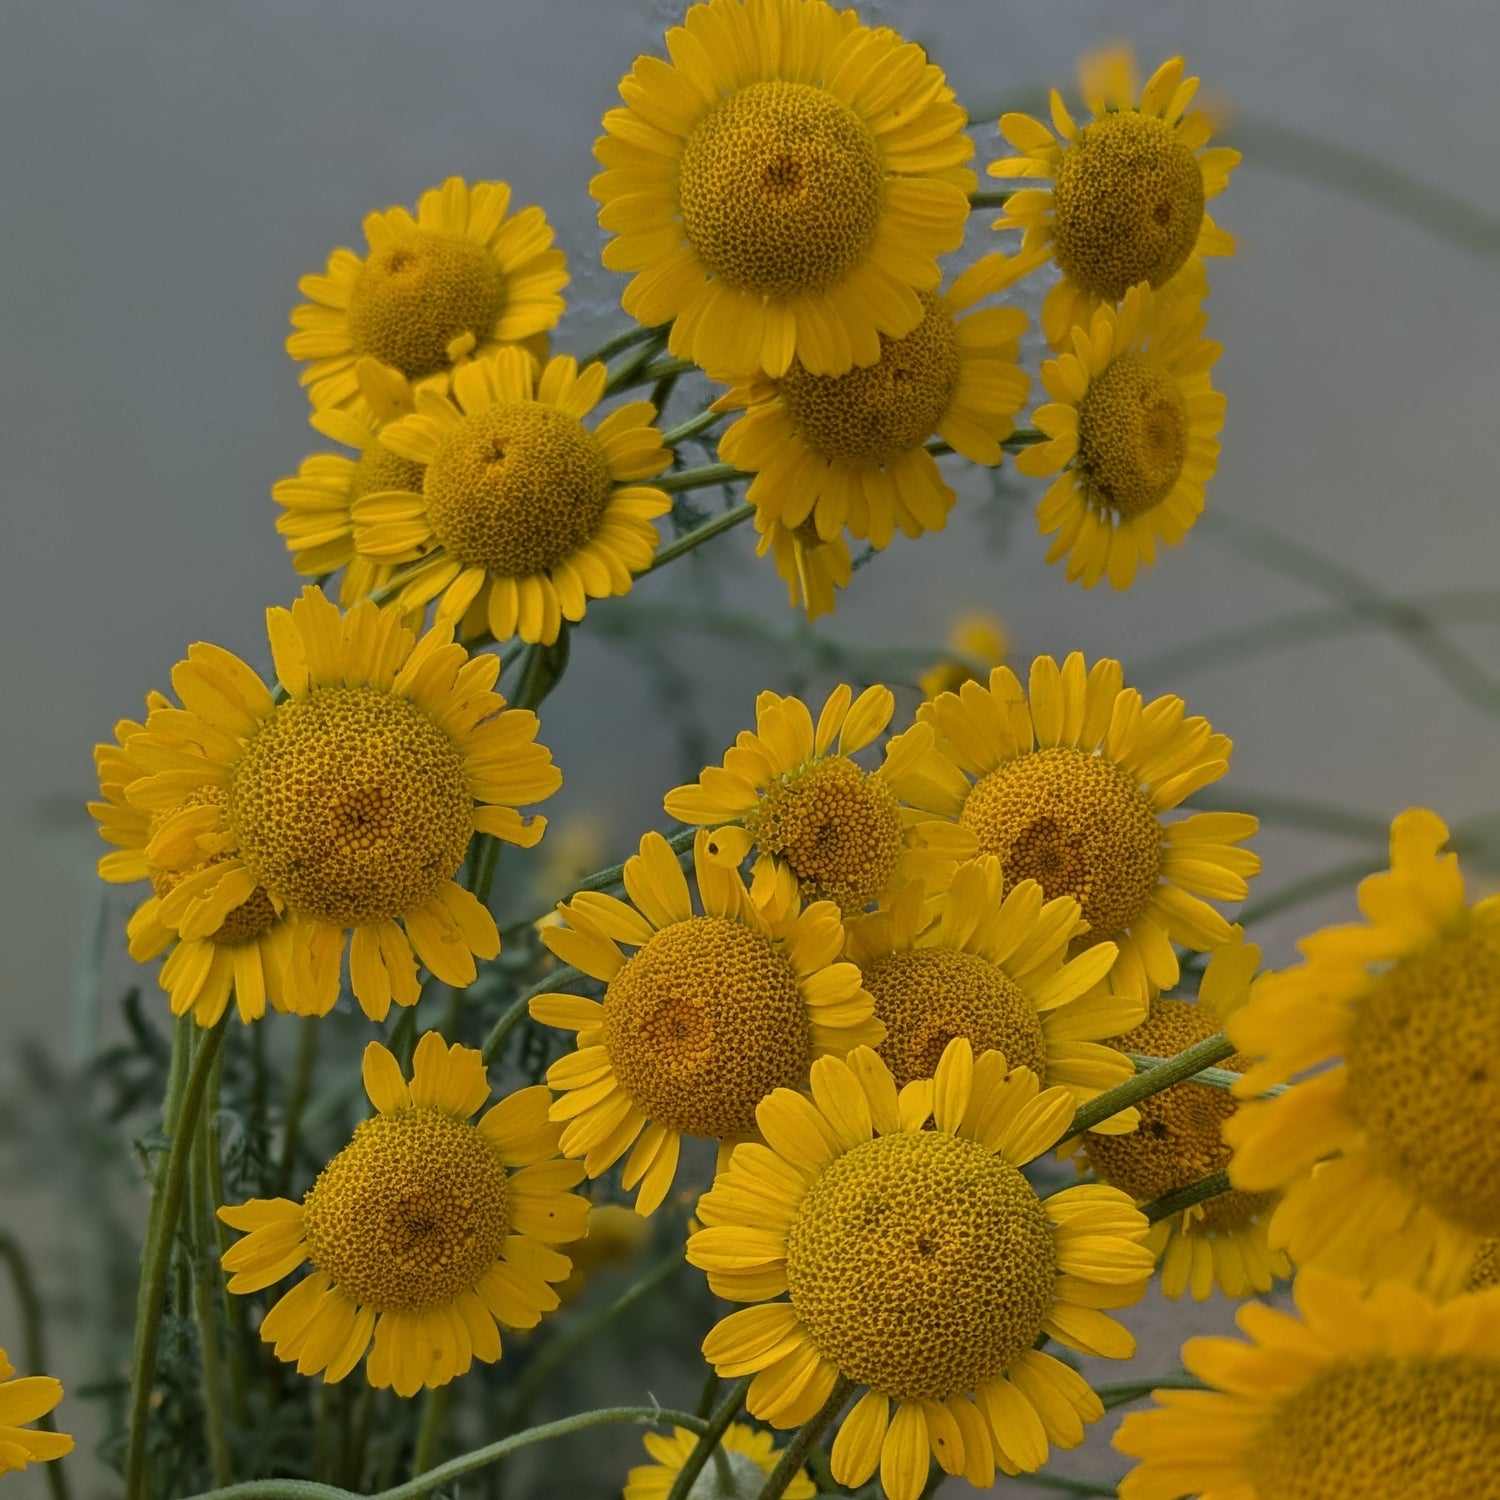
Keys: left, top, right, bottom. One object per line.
{"left": 2, "top": 0, "right": 1498, "bottom": 1494}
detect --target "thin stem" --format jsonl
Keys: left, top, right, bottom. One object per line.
{"left": 968, "top": 189, "right": 1012, "bottom": 210}
{"left": 1094, "top": 1373, "right": 1206, "bottom": 1410}
{"left": 603, "top": 334, "right": 672, "bottom": 396}
{"left": 177, "top": 1406, "right": 708, "bottom": 1500}
{"left": 0, "top": 1234, "right": 73, "bottom": 1500}
{"left": 409, "top": 1384, "right": 450, "bottom": 1491}
{"left": 278, "top": 1017, "right": 321, "bottom": 1194}
{"left": 582, "top": 321, "right": 668, "bottom": 368}
{"left": 663, "top": 1376, "right": 753, "bottom": 1500}
{"left": 1016, "top": 1475, "right": 1121, "bottom": 1497}
{"left": 1058, "top": 1033, "right": 1235, "bottom": 1143}
{"left": 124, "top": 1017, "right": 229, "bottom": 1500}
{"left": 754, "top": 1376, "right": 855, "bottom": 1500}
{"left": 647, "top": 502, "right": 754, "bottom": 569}
{"left": 662, "top": 407, "right": 724, "bottom": 448}
{"left": 1142, "top": 1169, "right": 1234, "bottom": 1224}
{"left": 653, "top": 465, "right": 750, "bottom": 497}
{"left": 694, "top": 1371, "right": 721, "bottom": 1421}
{"left": 468, "top": 833, "right": 501, "bottom": 906}
{"left": 480, "top": 965, "right": 582, "bottom": 1064}
{"left": 190, "top": 1068, "right": 233, "bottom": 1487}
{"left": 1125, "top": 1054, "right": 1286, "bottom": 1099}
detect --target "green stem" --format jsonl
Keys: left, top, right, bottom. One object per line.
{"left": 582, "top": 321, "right": 669, "bottom": 368}
{"left": 648, "top": 503, "right": 755, "bottom": 570}
{"left": 177, "top": 1406, "right": 708, "bottom": 1500}
{"left": 409, "top": 1384, "right": 450, "bottom": 1491}
{"left": 661, "top": 407, "right": 724, "bottom": 448}
{"left": 124, "top": 1017, "right": 229, "bottom": 1500}
{"left": 278, "top": 1017, "right": 321, "bottom": 1195}
{"left": 928, "top": 428, "right": 1042, "bottom": 457}
{"left": 1094, "top": 1373, "right": 1206, "bottom": 1410}
{"left": 968, "top": 189, "right": 1012, "bottom": 209}
{"left": 468, "top": 834, "right": 501, "bottom": 906}
{"left": 753, "top": 1376, "right": 854, "bottom": 1500}
{"left": 1141, "top": 1169, "right": 1234, "bottom": 1224}
{"left": 663, "top": 1376, "right": 753, "bottom": 1500}
{"left": 1057, "top": 1033, "right": 1235, "bottom": 1143}
{"left": 1016, "top": 1475, "right": 1121, "bottom": 1497}
{"left": 1125, "top": 1054, "right": 1286, "bottom": 1099}
{"left": 0, "top": 1234, "right": 73, "bottom": 1500}
{"left": 653, "top": 464, "right": 750, "bottom": 497}
{"left": 190, "top": 1081, "right": 233, "bottom": 1488}
{"left": 694, "top": 1371, "right": 720, "bottom": 1421}
{"left": 480, "top": 965, "right": 582, "bottom": 1065}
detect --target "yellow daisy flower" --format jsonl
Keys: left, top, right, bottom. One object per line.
{"left": 1081, "top": 934, "right": 1291, "bottom": 1300}
{"left": 288, "top": 176, "right": 567, "bottom": 414}
{"left": 663, "top": 684, "right": 969, "bottom": 918}
{"left": 219, "top": 1033, "right": 587, "bottom": 1396}
{"left": 624, "top": 1423, "right": 815, "bottom": 1500}
{"left": 919, "top": 613, "right": 1009, "bottom": 701}
{"left": 352, "top": 347, "right": 672, "bottom": 646}
{"left": 529, "top": 830, "right": 882, "bottom": 1215}
{"left": 889, "top": 652, "right": 1259, "bottom": 999}
{"left": 1114, "top": 1269, "right": 1500, "bottom": 1500}
{"left": 845, "top": 857, "right": 1141, "bottom": 1125}
{"left": 715, "top": 258, "right": 1031, "bottom": 550}
{"left": 0, "top": 1348, "right": 72, "bottom": 1477}
{"left": 688, "top": 1039, "right": 1154, "bottom": 1500}
{"left": 1224, "top": 808, "right": 1500, "bottom": 1296}
{"left": 123, "top": 587, "right": 560, "bottom": 1021}
{"left": 593, "top": 0, "right": 974, "bottom": 378}
{"left": 756, "top": 514, "right": 852, "bottom": 622}
{"left": 1016, "top": 284, "right": 1224, "bottom": 590}
{"left": 990, "top": 47, "right": 1239, "bottom": 347}
{"left": 91, "top": 700, "right": 295, "bottom": 1026}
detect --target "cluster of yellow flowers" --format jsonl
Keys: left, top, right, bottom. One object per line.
{"left": 11, "top": 3, "right": 1481, "bottom": 1499}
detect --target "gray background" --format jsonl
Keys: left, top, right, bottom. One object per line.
{"left": 2, "top": 0, "right": 1499, "bottom": 1495}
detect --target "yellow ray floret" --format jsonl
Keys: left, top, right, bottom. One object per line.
{"left": 351, "top": 346, "right": 672, "bottom": 645}
{"left": 624, "top": 1422, "right": 815, "bottom": 1500}
{"left": 664, "top": 683, "right": 971, "bottom": 918}
{"left": 888, "top": 652, "right": 1258, "bottom": 1000}
{"left": 0, "top": 1348, "right": 73, "bottom": 1477}
{"left": 715, "top": 256, "right": 1032, "bottom": 552}
{"left": 593, "top": 0, "right": 974, "bottom": 379}
{"left": 919, "top": 613, "right": 1010, "bottom": 701}
{"left": 755, "top": 513, "right": 853, "bottom": 622}
{"left": 115, "top": 587, "right": 560, "bottom": 1022}
{"left": 989, "top": 47, "right": 1239, "bottom": 347}
{"left": 1016, "top": 284, "right": 1224, "bottom": 590}
{"left": 529, "top": 829, "right": 882, "bottom": 1215}
{"left": 288, "top": 176, "right": 567, "bottom": 415}
{"left": 219, "top": 1033, "right": 587, "bottom": 1397}
{"left": 688, "top": 1039, "right": 1154, "bottom": 1500}
{"left": 1224, "top": 808, "right": 1500, "bottom": 1297}
{"left": 1114, "top": 1269, "right": 1500, "bottom": 1499}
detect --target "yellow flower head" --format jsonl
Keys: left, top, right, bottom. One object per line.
{"left": 919, "top": 613, "right": 1010, "bottom": 701}
{"left": 664, "top": 684, "right": 969, "bottom": 918}
{"left": 715, "top": 257, "right": 1032, "bottom": 551}
{"left": 288, "top": 176, "right": 567, "bottom": 414}
{"left": 890, "top": 653, "right": 1258, "bottom": 1000}
{"left": 530, "top": 829, "right": 882, "bottom": 1214}
{"left": 689, "top": 1039, "right": 1153, "bottom": 1500}
{"left": 1224, "top": 809, "right": 1500, "bottom": 1296}
{"left": 1114, "top": 1269, "right": 1500, "bottom": 1500}
{"left": 593, "top": 0, "right": 974, "bottom": 379}
{"left": 352, "top": 347, "right": 672, "bottom": 646}
{"left": 755, "top": 513, "right": 852, "bottom": 622}
{"left": 990, "top": 47, "right": 1239, "bottom": 348}
{"left": 117, "top": 588, "right": 560, "bottom": 1022}
{"left": 1081, "top": 933, "right": 1291, "bottom": 1300}
{"left": 1016, "top": 284, "right": 1224, "bottom": 590}
{"left": 219, "top": 1033, "right": 587, "bottom": 1396}
{"left": 0, "top": 1348, "right": 73, "bottom": 1477}
{"left": 624, "top": 1422, "right": 815, "bottom": 1500}
{"left": 846, "top": 858, "right": 1143, "bottom": 1132}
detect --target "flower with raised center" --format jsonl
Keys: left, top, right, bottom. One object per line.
{"left": 0, "top": 1347, "right": 72, "bottom": 1477}
{"left": 715, "top": 258, "right": 1032, "bottom": 552}
{"left": 624, "top": 1423, "right": 815, "bottom": 1500}
{"left": 919, "top": 613, "right": 1010, "bottom": 701}
{"left": 1016, "top": 285, "right": 1224, "bottom": 590}
{"left": 688, "top": 1039, "right": 1154, "bottom": 1500}
{"left": 664, "top": 684, "right": 970, "bottom": 918}
{"left": 755, "top": 513, "right": 853, "bottom": 622}
{"left": 220, "top": 1034, "right": 586, "bottom": 1396}
{"left": 592, "top": 0, "right": 974, "bottom": 379}
{"left": 888, "top": 653, "right": 1259, "bottom": 1000}
{"left": 288, "top": 177, "right": 567, "bottom": 415}
{"left": 530, "top": 829, "right": 882, "bottom": 1214}
{"left": 1081, "top": 933, "right": 1290, "bottom": 1300}
{"left": 351, "top": 347, "right": 672, "bottom": 646}
{"left": 121, "top": 587, "right": 560, "bottom": 1021}
{"left": 1224, "top": 809, "right": 1500, "bottom": 1296}
{"left": 1114, "top": 1269, "right": 1500, "bottom": 1500}
{"left": 990, "top": 48, "right": 1239, "bottom": 349}
{"left": 845, "top": 857, "right": 1141, "bottom": 1129}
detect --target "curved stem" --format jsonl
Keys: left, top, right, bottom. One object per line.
{"left": 663, "top": 1376, "right": 753, "bottom": 1500}
{"left": 176, "top": 1406, "right": 708, "bottom": 1500}
{"left": 582, "top": 321, "right": 669, "bottom": 368}
{"left": 1057, "top": 1032, "right": 1235, "bottom": 1144}
{"left": 0, "top": 1234, "right": 73, "bottom": 1500}
{"left": 648, "top": 502, "right": 754, "bottom": 569}
{"left": 753, "top": 1376, "right": 855, "bottom": 1500}
{"left": 480, "top": 965, "right": 582, "bottom": 1064}
{"left": 1094, "top": 1373, "right": 1206, "bottom": 1410}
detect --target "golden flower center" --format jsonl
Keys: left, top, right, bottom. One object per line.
{"left": 1051, "top": 111, "right": 1205, "bottom": 302}
{"left": 746, "top": 757, "right": 904, "bottom": 916}
{"left": 959, "top": 746, "right": 1163, "bottom": 940}
{"left": 1344, "top": 910, "right": 1500, "bottom": 1237}
{"left": 678, "top": 81, "right": 885, "bottom": 297}
{"left": 1246, "top": 1354, "right": 1500, "bottom": 1500}
{"left": 786, "top": 1131, "right": 1056, "bottom": 1400}
{"left": 1076, "top": 353, "right": 1189, "bottom": 519}
{"left": 302, "top": 1107, "right": 511, "bottom": 1312}
{"left": 863, "top": 947, "right": 1046, "bottom": 1089}
{"left": 777, "top": 294, "right": 960, "bottom": 465}
{"left": 148, "top": 788, "right": 278, "bottom": 946}
{"left": 1467, "top": 1238, "right": 1500, "bottom": 1292}
{"left": 228, "top": 686, "right": 473, "bottom": 927}
{"left": 602, "top": 917, "right": 809, "bottom": 1138}
{"left": 424, "top": 403, "right": 612, "bottom": 577}
{"left": 1086, "top": 998, "right": 1270, "bottom": 1229}
{"left": 346, "top": 230, "right": 507, "bottom": 380}
{"left": 349, "top": 442, "right": 426, "bottom": 503}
